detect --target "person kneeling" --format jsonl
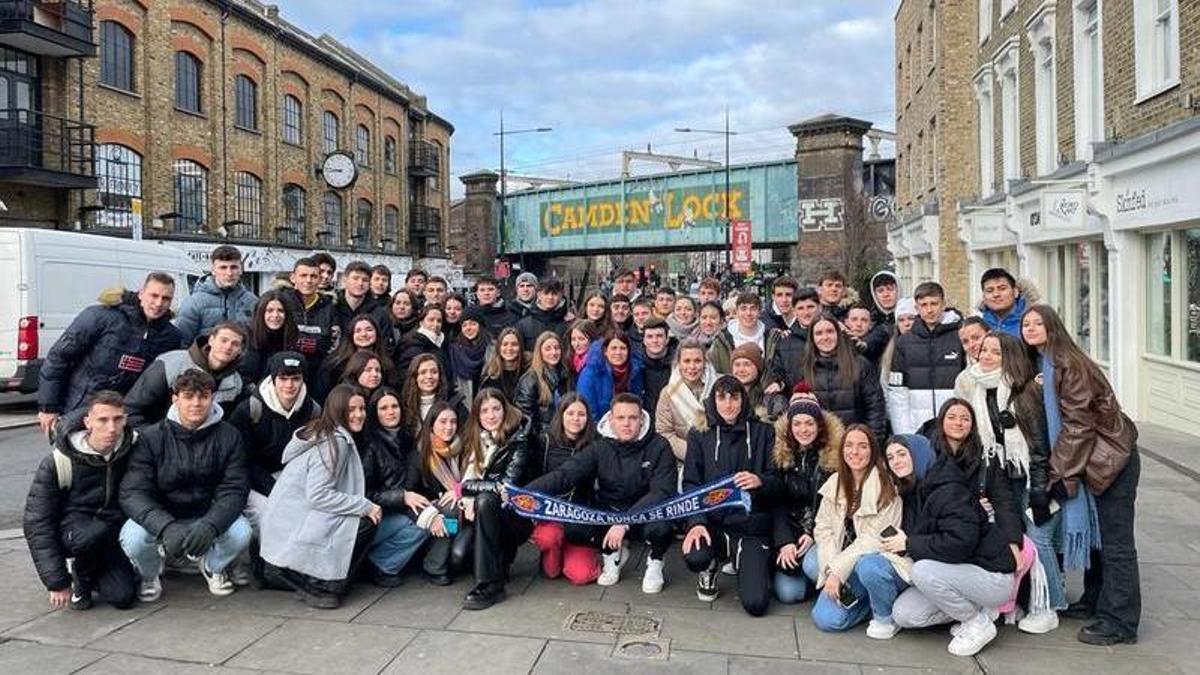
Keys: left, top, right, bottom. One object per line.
{"left": 259, "top": 385, "right": 382, "bottom": 609}
{"left": 24, "top": 392, "right": 139, "bottom": 610}
{"left": 521, "top": 394, "right": 677, "bottom": 594}
{"left": 680, "top": 376, "right": 778, "bottom": 615}
{"left": 118, "top": 370, "right": 252, "bottom": 601}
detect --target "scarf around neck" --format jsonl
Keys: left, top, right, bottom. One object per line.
{"left": 963, "top": 363, "right": 1031, "bottom": 482}
{"left": 449, "top": 334, "right": 488, "bottom": 380}
{"left": 418, "top": 327, "right": 444, "bottom": 348}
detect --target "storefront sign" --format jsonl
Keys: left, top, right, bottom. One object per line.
{"left": 731, "top": 219, "right": 753, "bottom": 272}
{"left": 1041, "top": 189, "right": 1086, "bottom": 230}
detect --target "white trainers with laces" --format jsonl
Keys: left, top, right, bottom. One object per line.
{"left": 597, "top": 544, "right": 628, "bottom": 586}
{"left": 138, "top": 576, "right": 162, "bottom": 602}
{"left": 866, "top": 617, "right": 900, "bottom": 639}
{"left": 642, "top": 558, "right": 665, "bottom": 594}
{"left": 199, "top": 560, "right": 235, "bottom": 596}
{"left": 1017, "top": 609, "right": 1059, "bottom": 634}
{"left": 947, "top": 610, "right": 998, "bottom": 657}
{"left": 720, "top": 561, "right": 736, "bottom": 576}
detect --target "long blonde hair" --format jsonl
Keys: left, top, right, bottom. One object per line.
{"left": 483, "top": 327, "right": 526, "bottom": 380}
{"left": 528, "top": 331, "right": 564, "bottom": 407}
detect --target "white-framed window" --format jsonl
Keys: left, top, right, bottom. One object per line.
{"left": 1045, "top": 240, "right": 1110, "bottom": 363}
{"left": 974, "top": 66, "right": 996, "bottom": 197}
{"left": 1145, "top": 228, "right": 1200, "bottom": 363}
{"left": 1134, "top": 0, "right": 1180, "bottom": 102}
{"left": 1000, "top": 0, "right": 1018, "bottom": 19}
{"left": 994, "top": 42, "right": 1020, "bottom": 183}
{"left": 979, "top": 0, "right": 993, "bottom": 43}
{"left": 1073, "top": 0, "right": 1104, "bottom": 159}
{"left": 1026, "top": 5, "right": 1057, "bottom": 175}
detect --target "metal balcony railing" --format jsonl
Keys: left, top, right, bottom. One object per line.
{"left": 409, "top": 203, "right": 441, "bottom": 235}
{"left": 408, "top": 140, "right": 440, "bottom": 177}
{"left": 0, "top": 1, "right": 95, "bottom": 55}
{"left": 0, "top": 107, "right": 94, "bottom": 182}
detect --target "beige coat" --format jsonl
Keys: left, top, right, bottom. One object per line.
{"left": 654, "top": 366, "right": 716, "bottom": 462}
{"left": 812, "top": 467, "right": 911, "bottom": 586}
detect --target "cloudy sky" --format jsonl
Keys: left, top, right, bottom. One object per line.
{"left": 281, "top": 0, "right": 897, "bottom": 196}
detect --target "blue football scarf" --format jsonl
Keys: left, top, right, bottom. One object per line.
{"left": 504, "top": 476, "right": 751, "bottom": 526}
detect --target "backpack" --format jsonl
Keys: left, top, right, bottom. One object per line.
{"left": 51, "top": 448, "right": 73, "bottom": 490}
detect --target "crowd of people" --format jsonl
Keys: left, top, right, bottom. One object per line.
{"left": 23, "top": 247, "right": 1141, "bottom": 657}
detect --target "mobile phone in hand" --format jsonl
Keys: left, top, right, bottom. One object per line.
{"left": 444, "top": 517, "right": 459, "bottom": 535}
{"left": 880, "top": 525, "right": 898, "bottom": 538}
{"left": 838, "top": 583, "right": 859, "bottom": 609}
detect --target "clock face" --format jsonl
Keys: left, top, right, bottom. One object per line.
{"left": 322, "top": 152, "right": 357, "bottom": 189}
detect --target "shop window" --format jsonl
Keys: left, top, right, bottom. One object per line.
{"left": 1187, "top": 229, "right": 1200, "bottom": 362}
{"left": 1146, "top": 231, "right": 1172, "bottom": 356}
{"left": 1046, "top": 240, "right": 1110, "bottom": 363}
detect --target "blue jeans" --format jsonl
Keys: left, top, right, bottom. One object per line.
{"left": 1024, "top": 510, "right": 1067, "bottom": 610}
{"left": 368, "top": 513, "right": 430, "bottom": 574}
{"left": 119, "top": 517, "right": 252, "bottom": 579}
{"left": 774, "top": 546, "right": 821, "bottom": 603}
{"left": 811, "top": 553, "right": 907, "bottom": 631}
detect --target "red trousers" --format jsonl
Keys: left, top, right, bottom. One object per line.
{"left": 530, "top": 521, "right": 600, "bottom": 585}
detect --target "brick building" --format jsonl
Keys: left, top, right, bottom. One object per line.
{"left": 911, "top": 0, "right": 1199, "bottom": 435}
{"left": 891, "top": 0, "right": 978, "bottom": 307}
{"left": 0, "top": 0, "right": 455, "bottom": 290}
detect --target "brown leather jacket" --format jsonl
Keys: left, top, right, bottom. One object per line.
{"left": 1050, "top": 360, "right": 1137, "bottom": 495}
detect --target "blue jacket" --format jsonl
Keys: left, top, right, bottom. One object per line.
{"left": 39, "top": 290, "right": 182, "bottom": 416}
{"left": 576, "top": 340, "right": 644, "bottom": 418}
{"left": 980, "top": 294, "right": 1027, "bottom": 337}
{"left": 174, "top": 276, "right": 257, "bottom": 344}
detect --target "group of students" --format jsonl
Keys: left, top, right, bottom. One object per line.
{"left": 24, "top": 248, "right": 1141, "bottom": 658}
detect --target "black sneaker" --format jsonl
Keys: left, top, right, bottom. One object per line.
{"left": 1078, "top": 621, "right": 1137, "bottom": 646}
{"left": 696, "top": 567, "right": 719, "bottom": 602}
{"left": 370, "top": 565, "right": 404, "bottom": 588}
{"left": 70, "top": 576, "right": 93, "bottom": 611}
{"left": 293, "top": 587, "right": 341, "bottom": 609}
{"left": 463, "top": 582, "right": 506, "bottom": 610}
{"left": 425, "top": 572, "right": 453, "bottom": 586}
{"left": 1062, "top": 600, "right": 1095, "bottom": 620}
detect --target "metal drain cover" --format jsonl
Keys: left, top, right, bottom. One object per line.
{"left": 564, "top": 611, "right": 661, "bottom": 635}
{"left": 615, "top": 636, "right": 670, "bottom": 661}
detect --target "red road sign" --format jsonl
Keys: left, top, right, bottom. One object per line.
{"left": 731, "top": 219, "right": 752, "bottom": 272}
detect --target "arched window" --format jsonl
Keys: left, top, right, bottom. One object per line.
{"left": 321, "top": 191, "right": 342, "bottom": 246}
{"left": 355, "top": 124, "right": 371, "bottom": 167}
{"left": 232, "top": 172, "right": 262, "bottom": 238}
{"left": 382, "top": 205, "right": 399, "bottom": 252}
{"left": 280, "top": 185, "right": 306, "bottom": 245}
{"left": 174, "top": 51, "right": 202, "bottom": 113}
{"left": 172, "top": 159, "right": 207, "bottom": 233}
{"left": 323, "top": 111, "right": 339, "bottom": 153}
{"left": 234, "top": 75, "right": 257, "bottom": 130}
{"left": 383, "top": 136, "right": 397, "bottom": 173}
{"left": 95, "top": 144, "right": 142, "bottom": 228}
{"left": 281, "top": 94, "right": 302, "bottom": 145}
{"left": 355, "top": 197, "right": 373, "bottom": 246}
{"left": 100, "top": 21, "right": 134, "bottom": 92}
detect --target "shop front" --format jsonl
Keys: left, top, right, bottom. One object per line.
{"left": 888, "top": 206, "right": 939, "bottom": 296}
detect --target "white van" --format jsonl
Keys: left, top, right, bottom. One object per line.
{"left": 0, "top": 228, "right": 203, "bottom": 393}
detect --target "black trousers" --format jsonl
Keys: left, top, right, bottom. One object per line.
{"left": 1082, "top": 449, "right": 1141, "bottom": 637}
{"left": 422, "top": 504, "right": 474, "bottom": 577}
{"left": 564, "top": 519, "right": 674, "bottom": 560}
{"left": 474, "top": 491, "right": 533, "bottom": 586}
{"left": 67, "top": 532, "right": 137, "bottom": 609}
{"left": 682, "top": 514, "right": 772, "bottom": 616}
{"left": 264, "top": 518, "right": 376, "bottom": 599}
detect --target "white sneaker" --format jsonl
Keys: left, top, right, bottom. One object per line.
{"left": 138, "top": 576, "right": 162, "bottom": 602}
{"left": 720, "top": 561, "right": 736, "bottom": 576}
{"left": 597, "top": 544, "right": 628, "bottom": 586}
{"left": 696, "top": 568, "right": 720, "bottom": 602}
{"left": 199, "top": 560, "right": 235, "bottom": 596}
{"left": 642, "top": 558, "right": 665, "bottom": 594}
{"left": 1018, "top": 609, "right": 1060, "bottom": 634}
{"left": 950, "top": 607, "right": 999, "bottom": 636}
{"left": 866, "top": 617, "right": 900, "bottom": 639}
{"left": 947, "top": 611, "right": 998, "bottom": 657}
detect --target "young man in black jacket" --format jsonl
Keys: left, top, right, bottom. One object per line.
{"left": 515, "top": 278, "right": 570, "bottom": 351}
{"left": 332, "top": 261, "right": 394, "bottom": 351}
{"left": 474, "top": 276, "right": 519, "bottom": 336}
{"left": 280, "top": 257, "right": 336, "bottom": 382}
{"left": 520, "top": 394, "right": 677, "bottom": 593}
{"left": 24, "top": 391, "right": 138, "bottom": 610}
{"left": 123, "top": 322, "right": 247, "bottom": 428}
{"left": 118, "top": 370, "right": 251, "bottom": 601}
{"left": 886, "top": 282, "right": 965, "bottom": 434}
{"left": 681, "top": 377, "right": 779, "bottom": 614}
{"left": 638, "top": 317, "right": 677, "bottom": 426}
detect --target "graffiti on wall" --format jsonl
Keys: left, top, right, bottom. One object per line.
{"left": 798, "top": 198, "right": 844, "bottom": 232}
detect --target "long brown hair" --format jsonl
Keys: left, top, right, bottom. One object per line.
{"left": 528, "top": 331, "right": 565, "bottom": 407}
{"left": 547, "top": 392, "right": 594, "bottom": 450}
{"left": 801, "top": 314, "right": 861, "bottom": 391}
{"left": 400, "top": 353, "right": 448, "bottom": 436}
{"left": 249, "top": 290, "right": 297, "bottom": 351}
{"left": 483, "top": 327, "right": 526, "bottom": 380}
{"left": 300, "top": 384, "right": 365, "bottom": 471}
{"left": 338, "top": 350, "right": 386, "bottom": 391}
{"left": 1021, "top": 304, "right": 1111, "bottom": 395}
{"left": 461, "top": 387, "right": 524, "bottom": 474}
{"left": 418, "top": 400, "right": 466, "bottom": 483}
{"left": 325, "top": 313, "right": 392, "bottom": 378}
{"left": 988, "top": 331, "right": 1043, "bottom": 440}
{"left": 835, "top": 424, "right": 895, "bottom": 514}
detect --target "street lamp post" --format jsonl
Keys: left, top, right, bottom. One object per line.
{"left": 675, "top": 106, "right": 739, "bottom": 270}
{"left": 495, "top": 110, "right": 551, "bottom": 275}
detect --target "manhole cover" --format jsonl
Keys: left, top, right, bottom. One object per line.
{"left": 618, "top": 641, "right": 663, "bottom": 658}
{"left": 564, "top": 611, "right": 661, "bottom": 635}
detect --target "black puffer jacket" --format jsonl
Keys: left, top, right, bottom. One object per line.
{"left": 904, "top": 453, "right": 1017, "bottom": 573}
{"left": 767, "top": 323, "right": 809, "bottom": 389}
{"left": 888, "top": 311, "right": 965, "bottom": 433}
{"left": 38, "top": 290, "right": 183, "bottom": 415}
{"left": 119, "top": 405, "right": 249, "bottom": 537}
{"left": 478, "top": 300, "right": 519, "bottom": 336}
{"left": 279, "top": 287, "right": 336, "bottom": 377}
{"left": 514, "top": 364, "right": 570, "bottom": 443}
{"left": 681, "top": 384, "right": 779, "bottom": 531}
{"left": 228, "top": 382, "right": 320, "bottom": 495}
{"left": 770, "top": 413, "right": 843, "bottom": 548}
{"left": 949, "top": 446, "right": 1023, "bottom": 570}
{"left": 639, "top": 340, "right": 677, "bottom": 426}
{"left": 1018, "top": 393, "right": 1054, "bottom": 513}
{"left": 526, "top": 409, "right": 676, "bottom": 512}
{"left": 394, "top": 330, "right": 449, "bottom": 383}
{"left": 332, "top": 292, "right": 395, "bottom": 352}
{"left": 360, "top": 425, "right": 418, "bottom": 512}
{"left": 23, "top": 426, "right": 136, "bottom": 590}
{"left": 806, "top": 354, "right": 887, "bottom": 443}
{"left": 515, "top": 301, "right": 570, "bottom": 351}
{"left": 531, "top": 431, "right": 592, "bottom": 503}
{"left": 461, "top": 416, "right": 532, "bottom": 495}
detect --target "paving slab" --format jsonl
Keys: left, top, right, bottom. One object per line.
{"left": 4, "top": 602, "right": 161, "bottom": 647}
{"left": 1157, "top": 562, "right": 1200, "bottom": 590}
{"left": 91, "top": 606, "right": 284, "bottom": 664}
{"left": 447, "top": 595, "right": 627, "bottom": 644}
{"left": 728, "top": 655, "right": 861, "bottom": 673}
{"left": 794, "top": 618, "right": 977, "bottom": 672}
{"left": 0, "top": 640, "right": 106, "bottom": 674}
{"left": 75, "top": 652, "right": 275, "bottom": 674}
{"left": 532, "top": 640, "right": 728, "bottom": 674}
{"left": 160, "top": 574, "right": 388, "bottom": 622}
{"left": 381, "top": 629, "right": 545, "bottom": 674}
{"left": 353, "top": 577, "right": 472, "bottom": 629}
{"left": 523, "top": 573, "right": 607, "bottom": 602}
{"left": 227, "top": 617, "right": 416, "bottom": 674}
{"left": 599, "top": 553, "right": 715, "bottom": 611}
{"left": 0, "top": 552, "right": 54, "bottom": 632}
{"left": 977, "top": 644, "right": 1182, "bottom": 674}
{"left": 631, "top": 602, "right": 799, "bottom": 659}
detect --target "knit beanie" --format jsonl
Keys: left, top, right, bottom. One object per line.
{"left": 895, "top": 297, "right": 918, "bottom": 318}
{"left": 730, "top": 343, "right": 764, "bottom": 374}
{"left": 516, "top": 272, "right": 538, "bottom": 286}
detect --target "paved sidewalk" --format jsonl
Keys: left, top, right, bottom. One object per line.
{"left": 0, "top": 447, "right": 1196, "bottom": 673}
